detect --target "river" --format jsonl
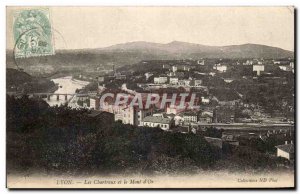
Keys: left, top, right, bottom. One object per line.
{"left": 46, "top": 76, "right": 90, "bottom": 107}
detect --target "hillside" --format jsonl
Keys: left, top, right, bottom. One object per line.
{"left": 6, "top": 68, "right": 57, "bottom": 93}
{"left": 6, "top": 68, "right": 32, "bottom": 86}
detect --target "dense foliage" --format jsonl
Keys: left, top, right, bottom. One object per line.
{"left": 7, "top": 96, "right": 292, "bottom": 176}
{"left": 7, "top": 96, "right": 219, "bottom": 175}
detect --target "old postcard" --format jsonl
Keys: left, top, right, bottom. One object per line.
{"left": 6, "top": 6, "right": 295, "bottom": 189}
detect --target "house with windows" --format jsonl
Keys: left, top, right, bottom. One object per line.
{"left": 182, "top": 111, "right": 199, "bottom": 123}
{"left": 142, "top": 116, "right": 173, "bottom": 130}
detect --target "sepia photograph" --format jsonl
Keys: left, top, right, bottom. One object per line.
{"left": 5, "top": 6, "right": 295, "bottom": 189}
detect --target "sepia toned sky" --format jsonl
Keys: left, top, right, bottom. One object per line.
{"left": 6, "top": 7, "right": 294, "bottom": 51}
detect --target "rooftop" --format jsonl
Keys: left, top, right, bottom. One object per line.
{"left": 275, "top": 143, "right": 294, "bottom": 154}
{"left": 183, "top": 112, "right": 198, "bottom": 116}
{"left": 87, "top": 110, "right": 103, "bottom": 117}
{"left": 204, "top": 136, "right": 223, "bottom": 148}
{"left": 87, "top": 110, "right": 113, "bottom": 118}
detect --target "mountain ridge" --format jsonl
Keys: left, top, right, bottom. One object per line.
{"left": 6, "top": 41, "right": 293, "bottom": 57}
{"left": 6, "top": 41, "right": 294, "bottom": 69}
{"left": 84, "top": 41, "right": 294, "bottom": 59}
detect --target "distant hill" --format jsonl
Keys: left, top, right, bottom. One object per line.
{"left": 6, "top": 41, "right": 294, "bottom": 70}
{"left": 101, "top": 41, "right": 294, "bottom": 59}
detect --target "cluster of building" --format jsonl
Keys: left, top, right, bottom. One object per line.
{"left": 87, "top": 92, "right": 209, "bottom": 130}
{"left": 79, "top": 57, "right": 295, "bottom": 131}
{"left": 152, "top": 64, "right": 203, "bottom": 87}
{"left": 251, "top": 60, "right": 294, "bottom": 75}
{"left": 74, "top": 57, "right": 295, "bottom": 163}
{"left": 153, "top": 76, "right": 203, "bottom": 87}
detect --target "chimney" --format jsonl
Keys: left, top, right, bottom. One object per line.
{"left": 285, "top": 141, "right": 288, "bottom": 145}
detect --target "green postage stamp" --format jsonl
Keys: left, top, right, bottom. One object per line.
{"left": 13, "top": 8, "right": 54, "bottom": 58}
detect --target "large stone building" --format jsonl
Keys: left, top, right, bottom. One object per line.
{"left": 114, "top": 106, "right": 152, "bottom": 126}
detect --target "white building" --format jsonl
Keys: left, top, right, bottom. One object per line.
{"left": 279, "top": 65, "right": 288, "bottom": 71}
{"left": 201, "top": 97, "right": 210, "bottom": 104}
{"left": 275, "top": 141, "right": 294, "bottom": 160}
{"left": 214, "top": 64, "right": 227, "bottom": 72}
{"left": 154, "top": 76, "right": 168, "bottom": 84}
{"left": 142, "top": 116, "right": 173, "bottom": 130}
{"left": 171, "top": 66, "right": 178, "bottom": 72}
{"left": 253, "top": 65, "right": 265, "bottom": 76}
{"left": 169, "top": 77, "right": 179, "bottom": 85}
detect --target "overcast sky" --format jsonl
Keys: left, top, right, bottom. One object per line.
{"left": 7, "top": 7, "right": 294, "bottom": 51}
